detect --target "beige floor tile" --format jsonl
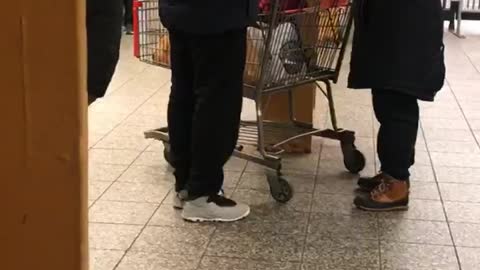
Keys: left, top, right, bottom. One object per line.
{"left": 410, "top": 182, "right": 441, "bottom": 201}
{"left": 207, "top": 230, "right": 304, "bottom": 262}
{"left": 378, "top": 219, "right": 452, "bottom": 245}
{"left": 445, "top": 202, "right": 480, "bottom": 223}
{"left": 117, "top": 165, "right": 173, "bottom": 184}
{"left": 380, "top": 199, "right": 446, "bottom": 222}
{"left": 304, "top": 238, "right": 379, "bottom": 269}
{"left": 410, "top": 165, "right": 436, "bottom": 182}
{"left": 89, "top": 223, "right": 143, "bottom": 250}
{"left": 424, "top": 129, "right": 476, "bottom": 142}
{"left": 421, "top": 118, "right": 470, "bottom": 130}
{"left": 200, "top": 257, "right": 300, "bottom": 270}
{"left": 380, "top": 242, "right": 458, "bottom": 270}
{"left": 89, "top": 201, "right": 158, "bottom": 225}
{"left": 101, "top": 181, "right": 171, "bottom": 203}
{"left": 435, "top": 166, "right": 480, "bottom": 184}
{"left": 450, "top": 222, "right": 480, "bottom": 247}
{"left": 440, "top": 183, "right": 480, "bottom": 203}
{"left": 94, "top": 134, "right": 152, "bottom": 151}
{"left": 89, "top": 181, "right": 112, "bottom": 201}
{"left": 116, "top": 252, "right": 201, "bottom": 270}
{"left": 132, "top": 151, "right": 170, "bottom": 167}
{"left": 431, "top": 152, "right": 480, "bottom": 168}
{"left": 89, "top": 149, "right": 141, "bottom": 165}
{"left": 232, "top": 188, "right": 312, "bottom": 213}
{"left": 89, "top": 163, "right": 128, "bottom": 182}
{"left": 457, "top": 247, "right": 480, "bottom": 270}
{"left": 239, "top": 172, "right": 315, "bottom": 193}
{"left": 428, "top": 140, "right": 480, "bottom": 154}
{"left": 89, "top": 249, "right": 124, "bottom": 270}
{"left": 131, "top": 226, "right": 215, "bottom": 255}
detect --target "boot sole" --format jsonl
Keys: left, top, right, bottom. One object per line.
{"left": 356, "top": 204, "right": 409, "bottom": 212}
{"left": 182, "top": 208, "right": 251, "bottom": 223}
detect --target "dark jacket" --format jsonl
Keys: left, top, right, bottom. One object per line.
{"left": 348, "top": 0, "right": 446, "bottom": 101}
{"left": 86, "top": 0, "right": 123, "bottom": 98}
{"left": 159, "top": 0, "right": 259, "bottom": 34}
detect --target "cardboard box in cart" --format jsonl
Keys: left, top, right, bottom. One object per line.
{"left": 1, "top": 0, "right": 88, "bottom": 269}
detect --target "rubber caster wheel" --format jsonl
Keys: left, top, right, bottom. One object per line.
{"left": 343, "top": 149, "right": 366, "bottom": 174}
{"left": 267, "top": 175, "right": 293, "bottom": 203}
{"left": 163, "top": 143, "right": 172, "bottom": 165}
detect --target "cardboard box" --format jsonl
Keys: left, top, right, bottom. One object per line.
{"left": 1, "top": 0, "right": 88, "bottom": 269}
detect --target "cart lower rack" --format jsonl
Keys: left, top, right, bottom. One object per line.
{"left": 136, "top": 0, "right": 366, "bottom": 203}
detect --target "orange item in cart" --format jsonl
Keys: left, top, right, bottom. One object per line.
{"left": 153, "top": 33, "right": 171, "bottom": 66}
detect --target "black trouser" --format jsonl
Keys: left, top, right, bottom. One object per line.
{"left": 168, "top": 29, "right": 246, "bottom": 197}
{"left": 123, "top": 0, "right": 133, "bottom": 26}
{"left": 86, "top": 0, "right": 122, "bottom": 99}
{"left": 372, "top": 89, "right": 419, "bottom": 181}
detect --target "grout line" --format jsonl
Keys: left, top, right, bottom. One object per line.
{"left": 112, "top": 187, "right": 173, "bottom": 270}
{"left": 445, "top": 80, "right": 480, "bottom": 149}
{"left": 420, "top": 120, "right": 463, "bottom": 270}
{"left": 192, "top": 154, "right": 249, "bottom": 270}
{"left": 88, "top": 80, "right": 171, "bottom": 210}
{"left": 299, "top": 140, "right": 323, "bottom": 266}
{"left": 372, "top": 102, "right": 383, "bottom": 270}
{"left": 89, "top": 80, "right": 169, "bottom": 150}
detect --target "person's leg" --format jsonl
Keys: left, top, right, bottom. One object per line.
{"left": 167, "top": 31, "right": 195, "bottom": 194}
{"left": 181, "top": 29, "right": 250, "bottom": 222}
{"left": 374, "top": 89, "right": 418, "bottom": 180}
{"left": 123, "top": 0, "right": 133, "bottom": 34}
{"left": 86, "top": 0, "right": 123, "bottom": 101}
{"left": 186, "top": 29, "right": 247, "bottom": 198}
{"left": 355, "top": 89, "right": 419, "bottom": 211}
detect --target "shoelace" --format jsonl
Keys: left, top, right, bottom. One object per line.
{"left": 371, "top": 180, "right": 391, "bottom": 198}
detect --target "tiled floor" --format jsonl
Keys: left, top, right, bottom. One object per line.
{"left": 88, "top": 23, "right": 480, "bottom": 270}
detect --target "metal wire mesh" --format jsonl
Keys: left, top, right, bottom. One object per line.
{"left": 136, "top": 0, "right": 169, "bottom": 67}
{"left": 135, "top": 0, "right": 352, "bottom": 90}
{"left": 443, "top": 0, "right": 480, "bottom": 11}
{"left": 245, "top": 0, "right": 352, "bottom": 91}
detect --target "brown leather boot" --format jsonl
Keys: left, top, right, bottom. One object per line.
{"left": 357, "top": 173, "right": 410, "bottom": 193}
{"left": 354, "top": 175, "right": 409, "bottom": 211}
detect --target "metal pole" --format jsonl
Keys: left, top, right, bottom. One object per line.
{"left": 455, "top": 0, "right": 466, "bottom": 38}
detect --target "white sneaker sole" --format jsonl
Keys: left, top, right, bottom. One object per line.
{"left": 182, "top": 208, "right": 250, "bottom": 223}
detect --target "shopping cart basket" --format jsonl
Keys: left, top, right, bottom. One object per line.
{"left": 135, "top": 0, "right": 365, "bottom": 203}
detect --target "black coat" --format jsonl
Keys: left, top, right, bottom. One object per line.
{"left": 159, "top": 0, "right": 259, "bottom": 34}
{"left": 86, "top": 0, "right": 123, "bottom": 98}
{"left": 348, "top": 0, "right": 446, "bottom": 101}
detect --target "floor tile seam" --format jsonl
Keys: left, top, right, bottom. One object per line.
{"left": 419, "top": 121, "right": 464, "bottom": 269}
{"left": 300, "top": 141, "right": 325, "bottom": 265}
{"left": 88, "top": 219, "right": 159, "bottom": 227}
{"left": 90, "top": 80, "right": 169, "bottom": 150}
{"left": 446, "top": 80, "right": 480, "bottom": 150}
{"left": 103, "top": 66, "right": 148, "bottom": 96}
{"left": 90, "top": 146, "right": 151, "bottom": 151}
{"left": 199, "top": 252, "right": 303, "bottom": 264}
{"left": 192, "top": 155, "right": 250, "bottom": 270}
{"left": 194, "top": 254, "right": 304, "bottom": 265}
{"left": 112, "top": 188, "right": 173, "bottom": 270}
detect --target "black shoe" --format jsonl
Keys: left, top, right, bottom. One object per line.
{"left": 357, "top": 173, "right": 384, "bottom": 192}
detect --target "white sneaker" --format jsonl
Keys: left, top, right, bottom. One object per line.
{"left": 173, "top": 189, "right": 224, "bottom": 210}
{"left": 181, "top": 194, "right": 250, "bottom": 222}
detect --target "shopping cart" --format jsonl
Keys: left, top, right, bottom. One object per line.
{"left": 135, "top": 0, "right": 365, "bottom": 203}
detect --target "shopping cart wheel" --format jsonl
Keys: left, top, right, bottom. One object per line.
{"left": 163, "top": 142, "right": 172, "bottom": 165}
{"left": 267, "top": 175, "right": 293, "bottom": 203}
{"left": 342, "top": 146, "right": 366, "bottom": 174}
